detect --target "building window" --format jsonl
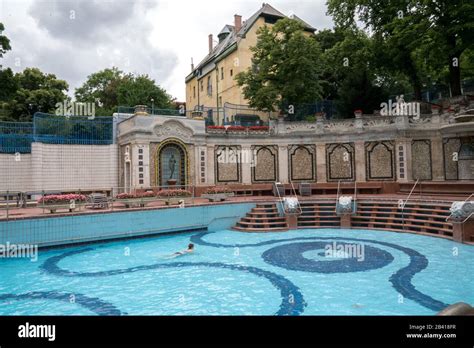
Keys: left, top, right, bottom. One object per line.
{"left": 221, "top": 67, "right": 224, "bottom": 80}
{"left": 207, "top": 76, "right": 212, "bottom": 96}
{"left": 230, "top": 69, "right": 233, "bottom": 77}
{"left": 200, "top": 80, "right": 203, "bottom": 92}
{"left": 219, "top": 96, "right": 222, "bottom": 107}
{"left": 193, "top": 86, "right": 196, "bottom": 98}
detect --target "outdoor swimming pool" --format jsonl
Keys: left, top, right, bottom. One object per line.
{"left": 0, "top": 228, "right": 473, "bottom": 315}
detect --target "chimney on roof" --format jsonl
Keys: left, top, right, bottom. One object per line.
{"left": 208, "top": 34, "right": 213, "bottom": 54}
{"left": 234, "top": 14, "right": 242, "bottom": 33}
{"left": 191, "top": 57, "right": 194, "bottom": 71}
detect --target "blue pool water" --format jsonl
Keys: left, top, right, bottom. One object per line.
{"left": 0, "top": 228, "right": 473, "bottom": 315}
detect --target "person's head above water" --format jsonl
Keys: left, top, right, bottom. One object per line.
{"left": 188, "top": 243, "right": 194, "bottom": 250}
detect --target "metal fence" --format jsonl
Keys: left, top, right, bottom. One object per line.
{"left": 0, "top": 113, "right": 115, "bottom": 153}
{"left": 0, "top": 121, "right": 34, "bottom": 153}
{"left": 33, "top": 113, "right": 113, "bottom": 145}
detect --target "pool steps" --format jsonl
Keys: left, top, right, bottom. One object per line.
{"left": 233, "top": 200, "right": 458, "bottom": 240}
{"left": 233, "top": 203, "right": 289, "bottom": 232}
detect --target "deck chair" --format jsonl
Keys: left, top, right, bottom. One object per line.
{"left": 273, "top": 182, "right": 285, "bottom": 197}
{"left": 88, "top": 193, "right": 109, "bottom": 209}
{"left": 298, "top": 183, "right": 312, "bottom": 196}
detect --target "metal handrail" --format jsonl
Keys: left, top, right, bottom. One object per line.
{"left": 401, "top": 179, "right": 419, "bottom": 230}
{"left": 335, "top": 180, "right": 341, "bottom": 213}
{"left": 289, "top": 181, "right": 303, "bottom": 215}
{"left": 335, "top": 180, "right": 357, "bottom": 214}
{"left": 445, "top": 193, "right": 474, "bottom": 222}
{"left": 273, "top": 182, "right": 285, "bottom": 217}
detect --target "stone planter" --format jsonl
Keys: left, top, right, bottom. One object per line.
{"left": 159, "top": 197, "right": 192, "bottom": 206}
{"left": 207, "top": 128, "right": 226, "bottom": 134}
{"left": 42, "top": 202, "right": 84, "bottom": 214}
{"left": 116, "top": 197, "right": 156, "bottom": 208}
{"left": 201, "top": 192, "right": 234, "bottom": 202}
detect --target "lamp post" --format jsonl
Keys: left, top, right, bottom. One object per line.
{"left": 151, "top": 98, "right": 154, "bottom": 115}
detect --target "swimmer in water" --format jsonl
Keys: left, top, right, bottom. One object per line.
{"left": 164, "top": 243, "right": 194, "bottom": 259}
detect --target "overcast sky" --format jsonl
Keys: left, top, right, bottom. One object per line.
{"left": 0, "top": 0, "right": 333, "bottom": 102}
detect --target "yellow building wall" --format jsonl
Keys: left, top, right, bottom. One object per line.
{"left": 186, "top": 17, "right": 310, "bottom": 125}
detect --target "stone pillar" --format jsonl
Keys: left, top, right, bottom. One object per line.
{"left": 286, "top": 214, "right": 298, "bottom": 229}
{"left": 316, "top": 143, "right": 327, "bottom": 183}
{"left": 354, "top": 141, "right": 366, "bottom": 182}
{"left": 278, "top": 145, "right": 289, "bottom": 183}
{"left": 340, "top": 214, "right": 351, "bottom": 228}
{"left": 206, "top": 145, "right": 215, "bottom": 185}
{"left": 131, "top": 143, "right": 149, "bottom": 188}
{"left": 241, "top": 144, "right": 252, "bottom": 184}
{"left": 431, "top": 137, "right": 445, "bottom": 181}
{"left": 452, "top": 220, "right": 474, "bottom": 243}
{"left": 396, "top": 138, "right": 411, "bottom": 182}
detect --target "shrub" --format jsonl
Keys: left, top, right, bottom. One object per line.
{"left": 157, "top": 189, "right": 192, "bottom": 197}
{"left": 226, "top": 126, "right": 246, "bottom": 131}
{"left": 116, "top": 191, "right": 156, "bottom": 199}
{"left": 248, "top": 126, "right": 269, "bottom": 131}
{"left": 38, "top": 194, "right": 87, "bottom": 204}
{"left": 207, "top": 126, "right": 225, "bottom": 130}
{"left": 203, "top": 186, "right": 233, "bottom": 194}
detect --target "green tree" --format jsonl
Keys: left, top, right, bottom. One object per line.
{"left": 6, "top": 68, "right": 69, "bottom": 122}
{"left": 236, "top": 18, "right": 323, "bottom": 115}
{"left": 75, "top": 67, "right": 174, "bottom": 115}
{"left": 316, "top": 28, "right": 408, "bottom": 117}
{"left": 117, "top": 74, "right": 174, "bottom": 110}
{"left": 327, "top": 0, "right": 474, "bottom": 97}
{"left": 74, "top": 67, "right": 124, "bottom": 116}
{"left": 0, "top": 22, "right": 11, "bottom": 62}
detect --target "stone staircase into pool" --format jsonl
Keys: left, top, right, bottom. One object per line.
{"left": 233, "top": 203, "right": 289, "bottom": 232}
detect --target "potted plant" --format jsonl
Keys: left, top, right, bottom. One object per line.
{"left": 207, "top": 125, "right": 226, "bottom": 134}
{"left": 38, "top": 194, "right": 87, "bottom": 213}
{"left": 157, "top": 189, "right": 192, "bottom": 205}
{"left": 201, "top": 186, "right": 235, "bottom": 202}
{"left": 248, "top": 126, "right": 269, "bottom": 134}
{"left": 115, "top": 191, "right": 156, "bottom": 208}
{"left": 354, "top": 109, "right": 363, "bottom": 118}
{"left": 431, "top": 104, "right": 441, "bottom": 115}
{"left": 226, "top": 125, "right": 247, "bottom": 134}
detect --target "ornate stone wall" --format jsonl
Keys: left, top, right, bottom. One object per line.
{"left": 443, "top": 138, "right": 461, "bottom": 180}
{"left": 149, "top": 140, "right": 192, "bottom": 186}
{"left": 215, "top": 145, "right": 241, "bottom": 183}
{"left": 251, "top": 145, "right": 278, "bottom": 183}
{"left": 411, "top": 140, "right": 432, "bottom": 180}
{"left": 326, "top": 143, "right": 355, "bottom": 181}
{"left": 288, "top": 145, "right": 316, "bottom": 182}
{"left": 365, "top": 141, "right": 395, "bottom": 180}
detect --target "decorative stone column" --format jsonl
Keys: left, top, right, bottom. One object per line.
{"left": 278, "top": 145, "right": 289, "bottom": 184}
{"left": 241, "top": 144, "right": 252, "bottom": 184}
{"left": 206, "top": 145, "right": 215, "bottom": 185}
{"left": 396, "top": 138, "right": 411, "bottom": 182}
{"left": 131, "top": 143, "right": 150, "bottom": 188}
{"left": 354, "top": 140, "right": 366, "bottom": 182}
{"left": 316, "top": 143, "right": 327, "bottom": 183}
{"left": 431, "top": 137, "right": 445, "bottom": 181}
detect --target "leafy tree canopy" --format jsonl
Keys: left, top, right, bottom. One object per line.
{"left": 236, "top": 18, "right": 323, "bottom": 114}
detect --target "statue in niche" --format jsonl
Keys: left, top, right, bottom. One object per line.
{"left": 168, "top": 154, "right": 177, "bottom": 179}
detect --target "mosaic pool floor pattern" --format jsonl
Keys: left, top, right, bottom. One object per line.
{"left": 0, "top": 228, "right": 473, "bottom": 315}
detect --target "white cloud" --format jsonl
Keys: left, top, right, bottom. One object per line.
{"left": 0, "top": 0, "right": 332, "bottom": 103}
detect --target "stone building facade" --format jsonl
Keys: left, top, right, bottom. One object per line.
{"left": 116, "top": 111, "right": 474, "bottom": 190}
